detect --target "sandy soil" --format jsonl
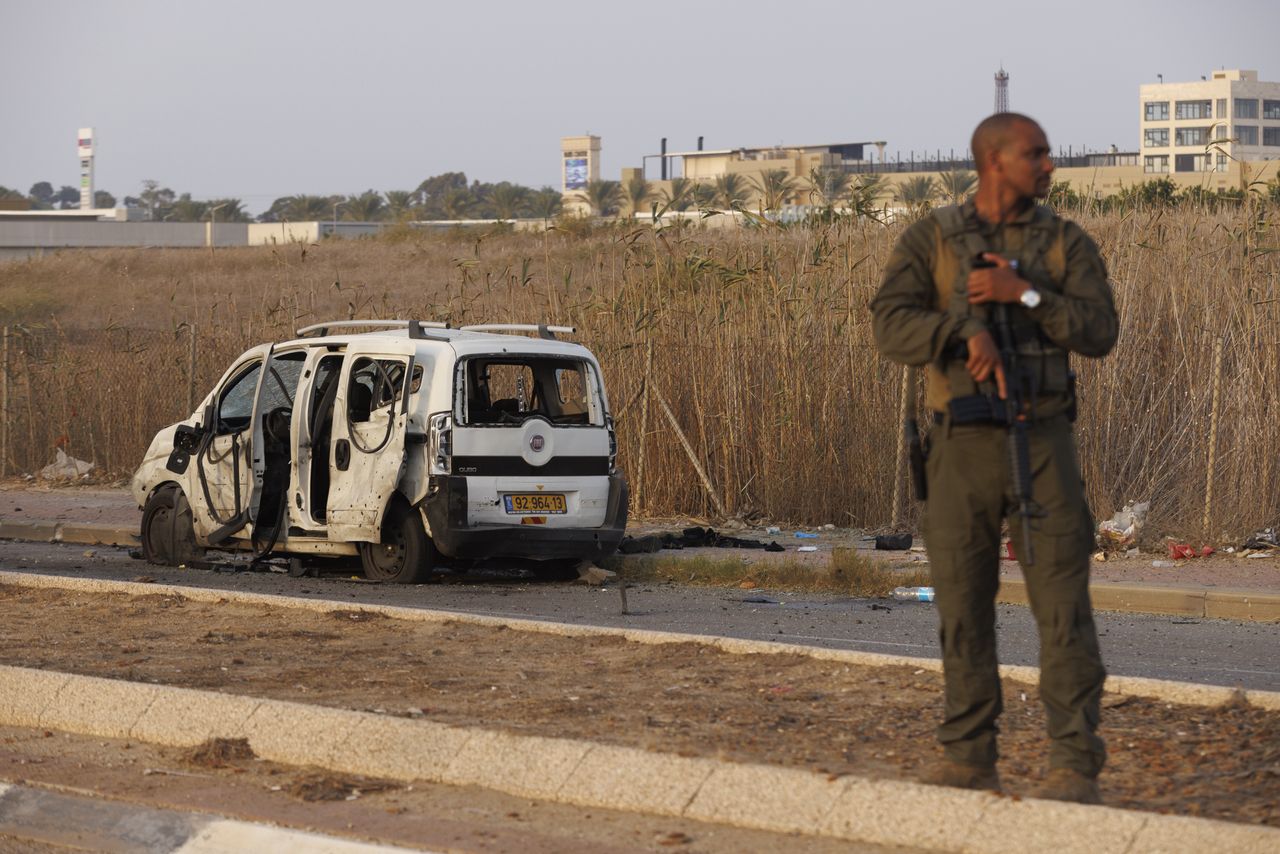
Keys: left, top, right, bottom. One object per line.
{"left": 0, "top": 584, "right": 1275, "bottom": 827}
{"left": 0, "top": 726, "right": 893, "bottom": 854}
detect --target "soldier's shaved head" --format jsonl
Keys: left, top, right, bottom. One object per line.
{"left": 971, "top": 113, "right": 1042, "bottom": 174}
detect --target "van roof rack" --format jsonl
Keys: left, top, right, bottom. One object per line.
{"left": 296, "top": 319, "right": 450, "bottom": 338}
{"left": 460, "top": 323, "right": 575, "bottom": 340}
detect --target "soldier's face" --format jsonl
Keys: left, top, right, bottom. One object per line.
{"left": 998, "top": 121, "right": 1054, "bottom": 200}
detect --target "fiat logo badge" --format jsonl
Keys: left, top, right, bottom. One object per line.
{"left": 530, "top": 435, "right": 545, "bottom": 452}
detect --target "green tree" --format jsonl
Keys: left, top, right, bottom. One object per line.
{"left": 849, "top": 174, "right": 887, "bottom": 218}
{"left": 713, "top": 174, "right": 751, "bottom": 209}
{"left": 54, "top": 185, "right": 80, "bottom": 209}
{"left": 662, "top": 177, "right": 693, "bottom": 212}
{"left": 28, "top": 181, "right": 54, "bottom": 208}
{"left": 489, "top": 183, "right": 528, "bottom": 220}
{"left": 937, "top": 170, "right": 977, "bottom": 205}
{"left": 0, "top": 185, "right": 27, "bottom": 201}
{"left": 576, "top": 179, "right": 623, "bottom": 217}
{"left": 751, "top": 169, "right": 800, "bottom": 212}
{"left": 894, "top": 176, "right": 937, "bottom": 217}
{"left": 1115, "top": 178, "right": 1177, "bottom": 208}
{"left": 169, "top": 193, "right": 208, "bottom": 221}
{"left": 690, "top": 182, "right": 718, "bottom": 209}
{"left": 439, "top": 186, "right": 473, "bottom": 220}
{"left": 137, "top": 180, "right": 176, "bottom": 220}
{"left": 344, "top": 190, "right": 386, "bottom": 221}
{"left": 526, "top": 187, "right": 563, "bottom": 221}
{"left": 415, "top": 172, "right": 468, "bottom": 217}
{"left": 206, "top": 198, "right": 249, "bottom": 222}
{"left": 93, "top": 190, "right": 116, "bottom": 208}
{"left": 384, "top": 190, "right": 416, "bottom": 220}
{"left": 1046, "top": 180, "right": 1081, "bottom": 210}
{"left": 624, "top": 174, "right": 654, "bottom": 216}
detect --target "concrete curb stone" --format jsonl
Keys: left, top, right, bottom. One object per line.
{"left": 1, "top": 570, "right": 1277, "bottom": 713}
{"left": 0, "top": 665, "right": 1276, "bottom": 852}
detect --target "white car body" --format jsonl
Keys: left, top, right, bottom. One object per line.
{"left": 132, "top": 322, "right": 628, "bottom": 578}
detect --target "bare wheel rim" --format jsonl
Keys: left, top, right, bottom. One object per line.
{"left": 365, "top": 525, "right": 408, "bottom": 579}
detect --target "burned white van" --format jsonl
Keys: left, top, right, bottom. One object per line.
{"left": 131, "top": 321, "right": 628, "bottom": 582}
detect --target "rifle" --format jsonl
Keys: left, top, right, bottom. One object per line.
{"left": 975, "top": 255, "right": 1042, "bottom": 566}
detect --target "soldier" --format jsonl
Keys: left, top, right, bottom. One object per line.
{"left": 870, "top": 113, "right": 1118, "bottom": 804}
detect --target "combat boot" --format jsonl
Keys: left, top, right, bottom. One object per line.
{"left": 1029, "top": 768, "right": 1101, "bottom": 805}
{"left": 919, "top": 759, "right": 1000, "bottom": 792}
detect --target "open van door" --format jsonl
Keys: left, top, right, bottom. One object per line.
{"left": 326, "top": 351, "right": 413, "bottom": 542}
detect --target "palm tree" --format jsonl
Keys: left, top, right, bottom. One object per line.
{"left": 937, "top": 170, "right": 977, "bottom": 205}
{"left": 662, "top": 177, "right": 693, "bottom": 212}
{"left": 384, "top": 190, "right": 415, "bottom": 220}
{"left": 576, "top": 179, "right": 623, "bottom": 217}
{"left": 344, "top": 190, "right": 385, "bottom": 222}
{"left": 894, "top": 176, "right": 938, "bottom": 218}
{"left": 751, "top": 169, "right": 800, "bottom": 212}
{"left": 526, "top": 188, "right": 563, "bottom": 222}
{"left": 439, "top": 187, "right": 473, "bottom": 220}
{"left": 713, "top": 174, "right": 751, "bottom": 209}
{"left": 280, "top": 195, "right": 334, "bottom": 221}
{"left": 624, "top": 174, "right": 654, "bottom": 217}
{"left": 489, "top": 183, "right": 528, "bottom": 220}
{"left": 690, "top": 182, "right": 718, "bottom": 209}
{"left": 807, "top": 167, "right": 854, "bottom": 209}
{"left": 849, "top": 174, "right": 888, "bottom": 220}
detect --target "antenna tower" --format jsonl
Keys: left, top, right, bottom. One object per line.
{"left": 994, "top": 66, "right": 1010, "bottom": 113}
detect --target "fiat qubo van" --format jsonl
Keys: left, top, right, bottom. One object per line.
{"left": 131, "top": 321, "right": 629, "bottom": 582}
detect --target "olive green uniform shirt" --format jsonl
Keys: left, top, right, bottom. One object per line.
{"left": 870, "top": 201, "right": 1119, "bottom": 408}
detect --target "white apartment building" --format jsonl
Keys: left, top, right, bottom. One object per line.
{"left": 1139, "top": 69, "right": 1280, "bottom": 176}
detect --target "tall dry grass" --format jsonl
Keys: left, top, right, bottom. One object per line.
{"left": 1, "top": 205, "right": 1276, "bottom": 540}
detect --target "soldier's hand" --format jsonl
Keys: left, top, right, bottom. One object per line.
{"left": 966, "top": 331, "right": 1008, "bottom": 399}
{"left": 967, "top": 253, "right": 1023, "bottom": 304}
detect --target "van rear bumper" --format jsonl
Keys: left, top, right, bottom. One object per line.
{"left": 423, "top": 473, "right": 628, "bottom": 560}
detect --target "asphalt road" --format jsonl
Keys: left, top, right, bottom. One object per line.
{"left": 2, "top": 540, "right": 1278, "bottom": 692}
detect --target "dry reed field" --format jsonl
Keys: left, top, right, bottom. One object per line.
{"left": 1, "top": 204, "right": 1277, "bottom": 540}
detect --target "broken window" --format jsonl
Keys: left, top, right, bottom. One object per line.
{"left": 461, "top": 357, "right": 600, "bottom": 426}
{"left": 346, "top": 358, "right": 421, "bottom": 423}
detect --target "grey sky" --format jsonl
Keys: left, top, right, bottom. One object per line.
{"left": 3, "top": 0, "right": 1276, "bottom": 214}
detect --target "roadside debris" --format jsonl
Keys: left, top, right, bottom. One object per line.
{"left": 1167, "top": 542, "right": 1214, "bottom": 559}
{"left": 874, "top": 533, "right": 913, "bottom": 551}
{"left": 892, "top": 586, "right": 935, "bottom": 602}
{"left": 619, "top": 527, "right": 784, "bottom": 554}
{"left": 1242, "top": 528, "right": 1278, "bottom": 552}
{"left": 1096, "top": 501, "right": 1149, "bottom": 551}
{"left": 185, "top": 737, "right": 255, "bottom": 768}
{"left": 39, "top": 448, "right": 94, "bottom": 481}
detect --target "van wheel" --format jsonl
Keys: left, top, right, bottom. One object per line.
{"left": 360, "top": 500, "right": 435, "bottom": 583}
{"left": 141, "top": 486, "right": 202, "bottom": 566}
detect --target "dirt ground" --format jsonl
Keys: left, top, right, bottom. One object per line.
{"left": 0, "top": 584, "right": 1275, "bottom": 828}
{"left": 0, "top": 725, "right": 897, "bottom": 854}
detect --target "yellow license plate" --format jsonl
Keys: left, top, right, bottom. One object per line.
{"left": 504, "top": 493, "right": 567, "bottom": 514}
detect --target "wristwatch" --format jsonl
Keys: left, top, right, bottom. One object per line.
{"left": 1010, "top": 260, "right": 1042, "bottom": 309}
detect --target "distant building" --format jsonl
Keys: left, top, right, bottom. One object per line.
{"left": 1139, "top": 69, "right": 1280, "bottom": 175}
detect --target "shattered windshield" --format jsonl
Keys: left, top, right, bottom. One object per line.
{"left": 461, "top": 356, "right": 599, "bottom": 426}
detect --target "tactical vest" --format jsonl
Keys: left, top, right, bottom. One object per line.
{"left": 924, "top": 204, "right": 1071, "bottom": 413}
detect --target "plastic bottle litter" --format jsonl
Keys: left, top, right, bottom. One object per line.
{"left": 892, "top": 586, "right": 936, "bottom": 602}
{"left": 765, "top": 526, "right": 781, "bottom": 535}
{"left": 794, "top": 532, "right": 819, "bottom": 539}
{"left": 1151, "top": 560, "right": 1176, "bottom": 568}
{"left": 797, "top": 545, "right": 818, "bottom": 552}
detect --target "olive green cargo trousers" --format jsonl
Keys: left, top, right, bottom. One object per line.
{"left": 923, "top": 414, "right": 1106, "bottom": 777}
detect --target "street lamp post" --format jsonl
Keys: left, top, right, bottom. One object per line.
{"left": 332, "top": 201, "right": 345, "bottom": 239}
{"left": 206, "top": 202, "right": 227, "bottom": 251}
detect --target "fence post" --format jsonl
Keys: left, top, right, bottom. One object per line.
{"left": 187, "top": 323, "right": 198, "bottom": 414}
{"left": 0, "top": 326, "right": 8, "bottom": 478}
{"left": 1203, "top": 335, "right": 1225, "bottom": 538}
{"left": 634, "top": 341, "right": 653, "bottom": 515}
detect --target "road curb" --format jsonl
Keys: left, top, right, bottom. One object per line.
{"left": 0, "top": 520, "right": 139, "bottom": 547}
{"left": 0, "top": 664, "right": 1273, "bottom": 853}
{"left": 4, "top": 520, "right": 1278, "bottom": 621}
{"left": 1, "top": 570, "right": 1277, "bottom": 714}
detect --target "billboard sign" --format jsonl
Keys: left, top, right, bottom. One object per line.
{"left": 564, "top": 157, "right": 588, "bottom": 191}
